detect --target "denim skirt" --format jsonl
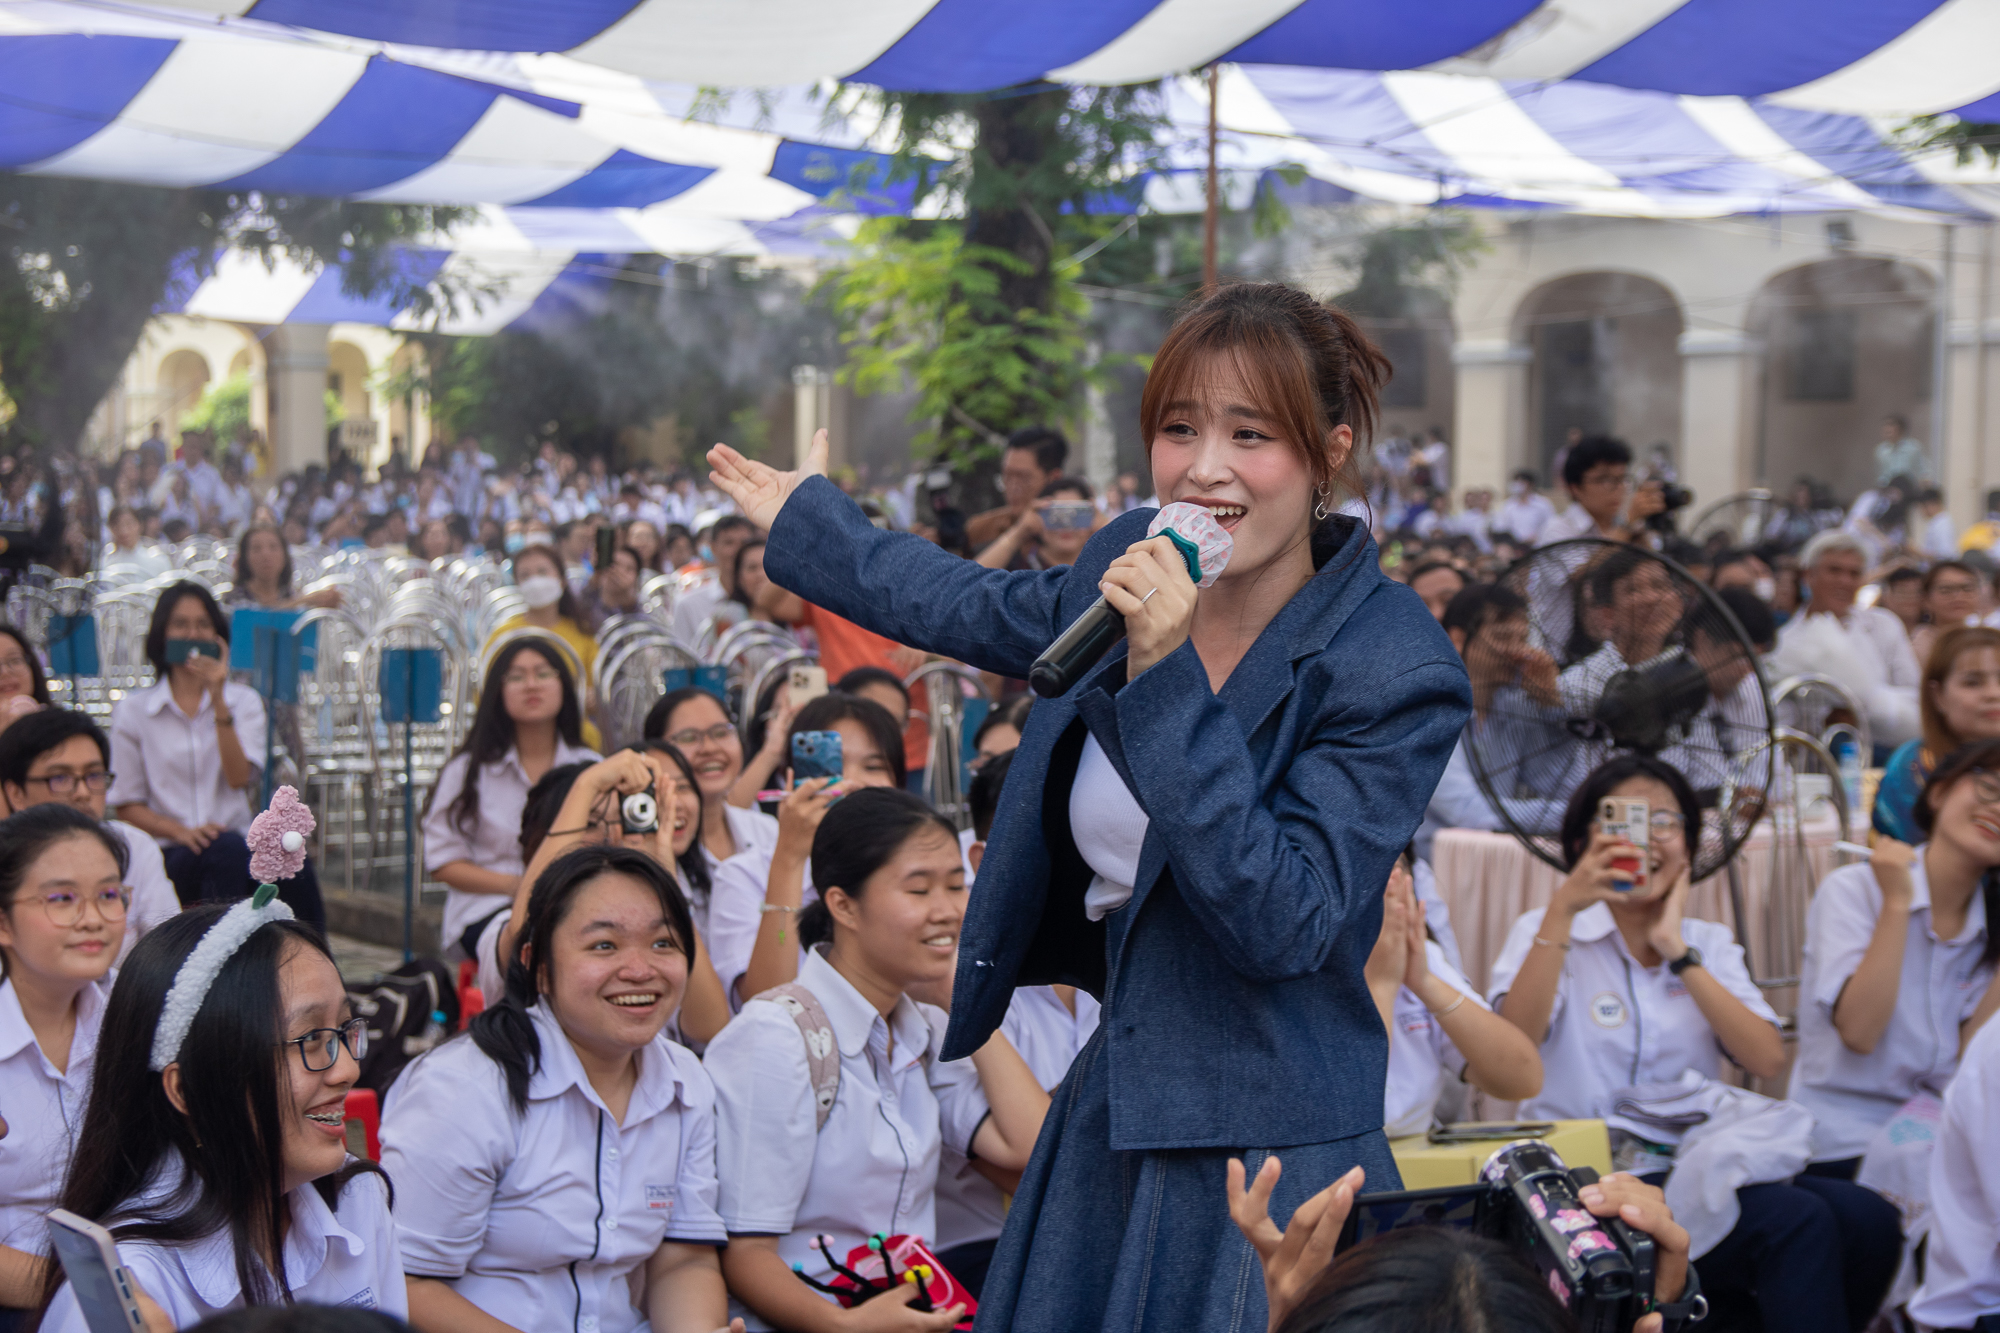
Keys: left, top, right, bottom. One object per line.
{"left": 972, "top": 1024, "right": 1401, "bottom": 1332}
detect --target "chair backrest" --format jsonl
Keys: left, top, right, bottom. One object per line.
{"left": 1720, "top": 728, "right": 1851, "bottom": 997}
{"left": 1772, "top": 673, "right": 1872, "bottom": 764}
{"left": 599, "top": 628, "right": 702, "bottom": 750}
{"left": 906, "top": 661, "right": 992, "bottom": 830}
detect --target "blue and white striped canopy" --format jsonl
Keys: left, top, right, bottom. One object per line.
{"left": 13, "top": 0, "right": 2000, "bottom": 332}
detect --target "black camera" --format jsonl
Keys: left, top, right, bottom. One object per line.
{"left": 1646, "top": 481, "right": 1694, "bottom": 533}
{"left": 619, "top": 791, "right": 659, "bottom": 836}
{"left": 1338, "top": 1141, "right": 1657, "bottom": 1333}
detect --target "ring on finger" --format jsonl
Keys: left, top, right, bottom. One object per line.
{"left": 1141, "top": 586, "right": 1159, "bottom": 604}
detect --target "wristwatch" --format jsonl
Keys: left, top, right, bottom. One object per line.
{"left": 1667, "top": 945, "right": 1704, "bottom": 976}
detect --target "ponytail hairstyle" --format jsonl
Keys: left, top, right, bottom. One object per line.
{"left": 0, "top": 803, "right": 128, "bottom": 980}
{"left": 469, "top": 844, "right": 696, "bottom": 1113}
{"left": 1913, "top": 738, "right": 2000, "bottom": 967}
{"left": 41, "top": 906, "right": 382, "bottom": 1315}
{"left": 1139, "top": 283, "right": 1391, "bottom": 534}
{"left": 797, "top": 788, "right": 958, "bottom": 949}
{"left": 426, "top": 637, "right": 584, "bottom": 837}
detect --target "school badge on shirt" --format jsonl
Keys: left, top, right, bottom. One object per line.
{"left": 1589, "top": 993, "right": 1628, "bottom": 1028}
{"left": 646, "top": 1184, "right": 677, "bottom": 1214}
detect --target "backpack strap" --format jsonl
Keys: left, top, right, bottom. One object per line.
{"left": 750, "top": 982, "right": 840, "bottom": 1132}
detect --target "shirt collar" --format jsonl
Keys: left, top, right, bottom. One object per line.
{"left": 1568, "top": 901, "right": 1619, "bottom": 944}
{"left": 165, "top": 1162, "right": 370, "bottom": 1309}
{"left": 0, "top": 981, "right": 35, "bottom": 1063}
{"left": 0, "top": 974, "right": 113, "bottom": 1070}
{"left": 524, "top": 1001, "right": 694, "bottom": 1120}
{"left": 799, "top": 947, "right": 932, "bottom": 1069}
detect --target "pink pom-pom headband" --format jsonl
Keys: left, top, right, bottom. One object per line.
{"left": 150, "top": 787, "right": 317, "bottom": 1072}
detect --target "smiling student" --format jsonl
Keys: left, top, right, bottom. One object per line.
{"left": 385, "top": 845, "right": 730, "bottom": 1333}
{"left": 706, "top": 790, "right": 1049, "bottom": 1332}
{"left": 1792, "top": 739, "right": 2000, "bottom": 1173}
{"left": 0, "top": 807, "right": 127, "bottom": 1326}
{"left": 39, "top": 895, "right": 401, "bottom": 1330}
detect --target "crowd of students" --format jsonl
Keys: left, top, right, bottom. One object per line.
{"left": 0, "top": 405, "right": 1997, "bottom": 1331}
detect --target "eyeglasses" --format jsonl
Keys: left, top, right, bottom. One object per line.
{"left": 1971, "top": 769, "right": 2000, "bottom": 807}
{"left": 35, "top": 885, "right": 129, "bottom": 927}
{"left": 284, "top": 1017, "right": 369, "bottom": 1073}
{"left": 24, "top": 771, "right": 113, "bottom": 795}
{"left": 667, "top": 722, "right": 736, "bottom": 749}
{"left": 0, "top": 655, "right": 29, "bottom": 675}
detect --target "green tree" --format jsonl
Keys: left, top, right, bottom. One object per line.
{"left": 822, "top": 86, "right": 1169, "bottom": 466}
{"left": 179, "top": 370, "right": 253, "bottom": 442}
{"left": 0, "top": 176, "right": 473, "bottom": 452}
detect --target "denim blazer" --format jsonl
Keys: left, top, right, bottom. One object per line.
{"left": 765, "top": 479, "right": 1471, "bottom": 1150}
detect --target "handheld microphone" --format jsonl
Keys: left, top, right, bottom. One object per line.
{"left": 1027, "top": 502, "right": 1233, "bottom": 698}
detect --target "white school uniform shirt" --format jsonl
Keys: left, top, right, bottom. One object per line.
{"left": 706, "top": 844, "right": 816, "bottom": 1007}
{"left": 1907, "top": 1012, "right": 2000, "bottom": 1331}
{"left": 705, "top": 948, "right": 989, "bottom": 1331}
{"left": 1384, "top": 942, "right": 1488, "bottom": 1139}
{"left": 1488, "top": 904, "right": 1779, "bottom": 1126}
{"left": 110, "top": 819, "right": 179, "bottom": 964}
{"left": 688, "top": 804, "right": 781, "bottom": 956}
{"left": 1789, "top": 857, "right": 1993, "bottom": 1162}
{"left": 42, "top": 1166, "right": 405, "bottom": 1333}
{"left": 934, "top": 985, "right": 1102, "bottom": 1251}
{"left": 383, "top": 1005, "right": 725, "bottom": 1333}
{"left": 0, "top": 977, "right": 109, "bottom": 1253}
{"left": 421, "top": 739, "right": 600, "bottom": 947}
{"left": 106, "top": 680, "right": 267, "bottom": 839}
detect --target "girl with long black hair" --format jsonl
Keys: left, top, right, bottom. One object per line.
{"left": 37, "top": 899, "right": 396, "bottom": 1329}
{"left": 383, "top": 845, "right": 732, "bottom": 1333}
{"left": 421, "top": 637, "right": 597, "bottom": 955}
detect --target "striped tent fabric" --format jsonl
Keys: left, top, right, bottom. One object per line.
{"left": 12, "top": 0, "right": 2000, "bottom": 331}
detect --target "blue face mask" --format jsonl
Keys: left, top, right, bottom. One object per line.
{"left": 502, "top": 533, "right": 526, "bottom": 554}
{"left": 698, "top": 544, "right": 713, "bottom": 563}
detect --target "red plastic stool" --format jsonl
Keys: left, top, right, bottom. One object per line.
{"left": 343, "top": 1088, "right": 381, "bottom": 1160}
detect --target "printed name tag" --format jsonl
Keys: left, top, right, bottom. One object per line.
{"left": 646, "top": 1184, "right": 677, "bottom": 1213}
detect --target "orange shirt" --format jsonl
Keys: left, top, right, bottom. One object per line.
{"left": 794, "top": 602, "right": 930, "bottom": 775}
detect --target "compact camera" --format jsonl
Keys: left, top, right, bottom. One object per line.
{"left": 1339, "top": 1141, "right": 1665, "bottom": 1333}
{"left": 620, "top": 791, "right": 659, "bottom": 836}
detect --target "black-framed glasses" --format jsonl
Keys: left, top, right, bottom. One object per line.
{"left": 667, "top": 722, "right": 736, "bottom": 749}
{"left": 284, "top": 1017, "right": 368, "bottom": 1072}
{"left": 24, "top": 771, "right": 113, "bottom": 795}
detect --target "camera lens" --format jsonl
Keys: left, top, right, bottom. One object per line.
{"left": 621, "top": 791, "right": 658, "bottom": 834}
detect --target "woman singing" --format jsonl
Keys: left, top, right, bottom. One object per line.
{"left": 707, "top": 283, "right": 1471, "bottom": 1332}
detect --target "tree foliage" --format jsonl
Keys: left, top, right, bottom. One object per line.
{"left": 180, "top": 370, "right": 253, "bottom": 441}
{"left": 1329, "top": 212, "right": 1486, "bottom": 319}
{"left": 1900, "top": 115, "right": 2000, "bottom": 166}
{"left": 825, "top": 85, "right": 1171, "bottom": 465}
{"left": 0, "top": 176, "right": 473, "bottom": 452}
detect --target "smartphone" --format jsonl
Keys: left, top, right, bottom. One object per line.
{"left": 46, "top": 1209, "right": 148, "bottom": 1333}
{"left": 788, "top": 664, "right": 828, "bottom": 705}
{"left": 595, "top": 525, "right": 616, "bottom": 568}
{"left": 164, "top": 639, "right": 222, "bottom": 665}
{"left": 791, "top": 730, "right": 843, "bottom": 784}
{"left": 1041, "top": 502, "right": 1095, "bottom": 532}
{"left": 1426, "top": 1120, "right": 1557, "bottom": 1145}
{"left": 1598, "top": 798, "right": 1649, "bottom": 890}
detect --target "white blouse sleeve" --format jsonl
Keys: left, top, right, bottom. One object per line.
{"left": 378, "top": 1044, "right": 515, "bottom": 1279}
{"left": 704, "top": 1001, "right": 818, "bottom": 1236}
{"left": 663, "top": 1048, "right": 728, "bottom": 1245}
{"left": 1803, "top": 865, "right": 1883, "bottom": 1016}
{"left": 706, "top": 851, "right": 774, "bottom": 1005}
{"left": 1487, "top": 907, "right": 1558, "bottom": 1026}
{"left": 1686, "top": 919, "right": 1782, "bottom": 1027}
{"left": 921, "top": 1005, "right": 992, "bottom": 1158}
{"left": 420, "top": 754, "right": 478, "bottom": 873}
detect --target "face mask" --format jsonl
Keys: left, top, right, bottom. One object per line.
{"left": 1510, "top": 481, "right": 1530, "bottom": 497}
{"left": 1754, "top": 577, "right": 1776, "bottom": 601}
{"left": 518, "top": 575, "right": 564, "bottom": 609}
{"left": 502, "top": 533, "right": 526, "bottom": 555}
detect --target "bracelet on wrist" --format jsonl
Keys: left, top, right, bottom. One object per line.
{"left": 1433, "top": 989, "right": 1469, "bottom": 1017}
{"left": 1533, "top": 934, "right": 1572, "bottom": 952}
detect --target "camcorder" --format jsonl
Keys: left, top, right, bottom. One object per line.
{"left": 1338, "top": 1141, "right": 1677, "bottom": 1333}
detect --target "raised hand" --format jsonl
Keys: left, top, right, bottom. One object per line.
{"left": 708, "top": 429, "right": 829, "bottom": 530}
{"left": 1227, "top": 1156, "right": 1363, "bottom": 1333}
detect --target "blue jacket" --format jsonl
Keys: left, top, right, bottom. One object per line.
{"left": 765, "top": 479, "right": 1470, "bottom": 1149}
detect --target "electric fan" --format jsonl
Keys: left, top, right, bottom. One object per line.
{"left": 1686, "top": 490, "right": 1775, "bottom": 552}
{"left": 1463, "top": 538, "right": 1776, "bottom": 880}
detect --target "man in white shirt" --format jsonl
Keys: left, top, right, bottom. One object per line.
{"left": 1492, "top": 471, "right": 1555, "bottom": 546}
{"left": 1537, "top": 436, "right": 1667, "bottom": 548}
{"left": 1443, "top": 487, "right": 1494, "bottom": 553}
{"left": 1916, "top": 487, "right": 1957, "bottom": 559}
{"left": 1766, "top": 530, "right": 1921, "bottom": 753}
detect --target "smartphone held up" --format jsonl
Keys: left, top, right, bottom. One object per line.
{"left": 1598, "top": 798, "right": 1648, "bottom": 891}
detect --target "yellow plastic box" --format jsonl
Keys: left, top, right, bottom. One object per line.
{"left": 1388, "top": 1119, "right": 1614, "bottom": 1190}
